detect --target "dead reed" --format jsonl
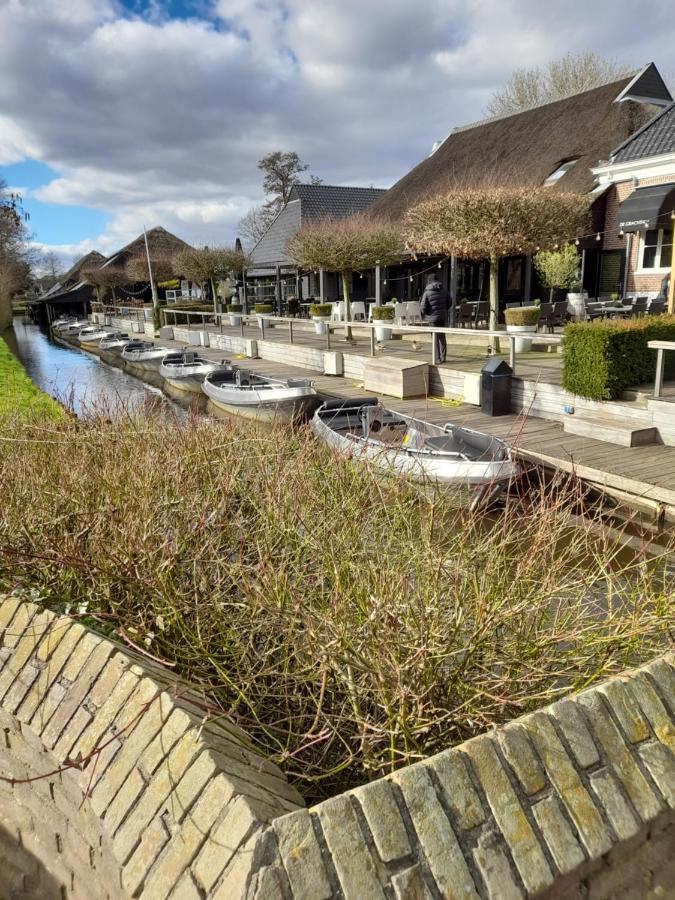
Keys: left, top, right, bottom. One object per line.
{"left": 0, "top": 406, "right": 672, "bottom": 802}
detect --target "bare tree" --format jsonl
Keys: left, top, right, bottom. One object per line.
{"left": 404, "top": 185, "right": 590, "bottom": 344}
{"left": 287, "top": 215, "right": 404, "bottom": 339}
{"left": 0, "top": 180, "right": 32, "bottom": 330}
{"left": 486, "top": 52, "right": 633, "bottom": 116}
{"left": 237, "top": 203, "right": 277, "bottom": 249}
{"left": 173, "top": 246, "right": 249, "bottom": 313}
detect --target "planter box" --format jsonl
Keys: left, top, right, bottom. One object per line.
{"left": 160, "top": 326, "right": 174, "bottom": 340}
{"left": 364, "top": 357, "right": 429, "bottom": 399}
{"left": 324, "top": 351, "right": 344, "bottom": 376}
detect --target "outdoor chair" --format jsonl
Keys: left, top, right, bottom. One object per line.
{"left": 633, "top": 298, "right": 649, "bottom": 316}
{"left": 538, "top": 302, "right": 554, "bottom": 332}
{"left": 552, "top": 301, "right": 568, "bottom": 327}
{"left": 406, "top": 301, "right": 421, "bottom": 323}
{"left": 393, "top": 302, "right": 407, "bottom": 324}
{"left": 331, "top": 302, "right": 344, "bottom": 321}
{"left": 505, "top": 302, "right": 522, "bottom": 309}
{"left": 475, "top": 301, "right": 489, "bottom": 327}
{"left": 351, "top": 301, "right": 366, "bottom": 321}
{"left": 459, "top": 303, "right": 474, "bottom": 328}
{"left": 649, "top": 299, "right": 666, "bottom": 316}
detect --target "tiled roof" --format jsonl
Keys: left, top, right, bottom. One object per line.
{"left": 611, "top": 101, "right": 675, "bottom": 163}
{"left": 249, "top": 184, "right": 386, "bottom": 268}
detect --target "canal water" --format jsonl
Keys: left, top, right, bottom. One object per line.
{"left": 9, "top": 318, "right": 178, "bottom": 417}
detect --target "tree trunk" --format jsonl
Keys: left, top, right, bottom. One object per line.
{"left": 0, "top": 291, "right": 11, "bottom": 332}
{"left": 341, "top": 270, "right": 353, "bottom": 341}
{"left": 549, "top": 287, "right": 554, "bottom": 303}
{"left": 210, "top": 276, "right": 218, "bottom": 317}
{"left": 489, "top": 253, "right": 500, "bottom": 353}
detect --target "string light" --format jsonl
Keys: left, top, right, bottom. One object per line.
{"left": 596, "top": 233, "right": 601, "bottom": 241}
{"left": 437, "top": 261, "right": 442, "bottom": 268}
{"left": 575, "top": 239, "right": 580, "bottom": 246}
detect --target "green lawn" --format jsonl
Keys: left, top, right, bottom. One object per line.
{"left": 0, "top": 336, "right": 64, "bottom": 419}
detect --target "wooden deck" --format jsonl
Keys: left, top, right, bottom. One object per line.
{"left": 177, "top": 342, "right": 675, "bottom": 523}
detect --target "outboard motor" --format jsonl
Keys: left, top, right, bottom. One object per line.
{"left": 360, "top": 403, "right": 383, "bottom": 438}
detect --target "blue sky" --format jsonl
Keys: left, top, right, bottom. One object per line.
{"left": 1, "top": 0, "right": 674, "bottom": 271}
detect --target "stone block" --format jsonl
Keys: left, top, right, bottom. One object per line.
{"left": 549, "top": 699, "right": 600, "bottom": 769}
{"left": 532, "top": 795, "right": 585, "bottom": 874}
{"left": 644, "top": 657, "right": 675, "bottom": 717}
{"left": 315, "top": 794, "right": 386, "bottom": 899}
{"left": 121, "top": 817, "right": 170, "bottom": 897}
{"left": 353, "top": 778, "right": 411, "bottom": 862}
{"left": 391, "top": 864, "right": 434, "bottom": 900}
{"left": 524, "top": 711, "right": 611, "bottom": 859}
{"left": 472, "top": 829, "right": 523, "bottom": 900}
{"left": 393, "top": 764, "right": 478, "bottom": 900}
{"left": 193, "top": 795, "right": 258, "bottom": 893}
{"left": 598, "top": 679, "right": 650, "bottom": 743}
{"left": 624, "top": 671, "right": 675, "bottom": 752}
{"left": 589, "top": 770, "right": 640, "bottom": 842}
{"left": 497, "top": 723, "right": 547, "bottom": 796}
{"left": 273, "top": 809, "right": 332, "bottom": 900}
{"left": 577, "top": 692, "right": 662, "bottom": 822}
{"left": 426, "top": 750, "right": 485, "bottom": 830}
{"left": 0, "top": 598, "right": 36, "bottom": 648}
{"left": 17, "top": 623, "right": 86, "bottom": 723}
{"left": 461, "top": 735, "right": 551, "bottom": 895}
{"left": 0, "top": 609, "right": 55, "bottom": 703}
{"left": 638, "top": 742, "right": 675, "bottom": 808}
{"left": 73, "top": 669, "right": 140, "bottom": 759}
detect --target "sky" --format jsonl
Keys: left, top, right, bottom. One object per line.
{"left": 1, "top": 0, "right": 674, "bottom": 271}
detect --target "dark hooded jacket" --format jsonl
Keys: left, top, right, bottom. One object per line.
{"left": 420, "top": 280, "right": 450, "bottom": 324}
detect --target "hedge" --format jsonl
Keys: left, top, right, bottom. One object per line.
{"left": 505, "top": 306, "right": 540, "bottom": 326}
{"left": 562, "top": 315, "right": 675, "bottom": 400}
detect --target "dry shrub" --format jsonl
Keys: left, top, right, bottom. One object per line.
{"left": 0, "top": 408, "right": 672, "bottom": 802}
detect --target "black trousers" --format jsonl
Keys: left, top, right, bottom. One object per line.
{"left": 428, "top": 318, "right": 447, "bottom": 362}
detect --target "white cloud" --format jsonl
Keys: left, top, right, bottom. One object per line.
{"left": 2, "top": 0, "right": 675, "bottom": 258}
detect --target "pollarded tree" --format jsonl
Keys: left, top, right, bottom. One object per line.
{"left": 404, "top": 186, "right": 590, "bottom": 339}
{"left": 287, "top": 215, "right": 405, "bottom": 339}
{"left": 81, "top": 264, "right": 128, "bottom": 303}
{"left": 533, "top": 244, "right": 580, "bottom": 302}
{"left": 173, "top": 246, "right": 249, "bottom": 312}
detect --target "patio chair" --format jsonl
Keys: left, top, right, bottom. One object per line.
{"left": 648, "top": 299, "right": 666, "bottom": 316}
{"left": 505, "top": 302, "right": 522, "bottom": 309}
{"left": 393, "top": 302, "right": 407, "bottom": 325}
{"left": 458, "top": 303, "right": 474, "bottom": 328}
{"left": 406, "top": 301, "right": 421, "bottom": 323}
{"left": 331, "top": 302, "right": 344, "bottom": 321}
{"left": 538, "top": 302, "right": 554, "bottom": 332}
{"left": 552, "top": 301, "right": 569, "bottom": 327}
{"left": 351, "top": 301, "right": 366, "bottom": 321}
{"left": 475, "top": 301, "right": 489, "bottom": 327}
{"left": 633, "top": 297, "right": 649, "bottom": 316}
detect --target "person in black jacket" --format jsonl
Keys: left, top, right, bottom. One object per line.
{"left": 420, "top": 276, "right": 450, "bottom": 363}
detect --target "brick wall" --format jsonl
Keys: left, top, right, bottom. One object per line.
{"left": 603, "top": 175, "right": 675, "bottom": 297}
{"left": 1, "top": 596, "right": 673, "bottom": 899}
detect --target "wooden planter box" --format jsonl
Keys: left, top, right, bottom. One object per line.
{"left": 364, "top": 357, "right": 429, "bottom": 399}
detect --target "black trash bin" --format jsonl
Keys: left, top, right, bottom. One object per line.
{"left": 481, "top": 357, "right": 512, "bottom": 416}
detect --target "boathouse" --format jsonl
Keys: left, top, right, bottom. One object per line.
{"left": 33, "top": 250, "right": 106, "bottom": 324}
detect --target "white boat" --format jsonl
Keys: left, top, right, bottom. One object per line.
{"left": 99, "top": 332, "right": 130, "bottom": 353}
{"left": 159, "top": 351, "right": 227, "bottom": 394}
{"left": 311, "top": 397, "right": 519, "bottom": 505}
{"left": 77, "top": 326, "right": 110, "bottom": 348}
{"left": 52, "top": 316, "right": 75, "bottom": 332}
{"left": 57, "top": 319, "right": 88, "bottom": 335}
{"left": 121, "top": 340, "right": 170, "bottom": 371}
{"left": 201, "top": 367, "right": 318, "bottom": 423}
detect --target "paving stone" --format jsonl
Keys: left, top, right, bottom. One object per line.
{"left": 532, "top": 795, "right": 586, "bottom": 874}
{"left": 35, "top": 618, "right": 76, "bottom": 663}
{"left": 0, "top": 609, "right": 55, "bottom": 703}
{"left": 60, "top": 631, "right": 101, "bottom": 682}
{"left": 461, "top": 735, "right": 552, "bottom": 895}
{"left": 353, "top": 778, "right": 411, "bottom": 862}
{"left": 638, "top": 742, "right": 675, "bottom": 808}
{"left": 624, "top": 672, "right": 675, "bottom": 752}
{"left": 0, "top": 595, "right": 25, "bottom": 639}
{"left": 169, "top": 871, "right": 202, "bottom": 899}
{"left": 315, "top": 794, "right": 386, "bottom": 899}
{"left": 426, "top": 750, "right": 485, "bottom": 830}
{"left": 0, "top": 598, "right": 36, "bottom": 648}
{"left": 1, "top": 659, "right": 42, "bottom": 714}
{"left": 104, "top": 766, "right": 147, "bottom": 835}
{"left": 121, "top": 817, "right": 171, "bottom": 897}
{"left": 249, "top": 864, "right": 287, "bottom": 900}
{"left": 497, "top": 723, "right": 547, "bottom": 796}
{"left": 51, "top": 705, "right": 92, "bottom": 761}
{"left": 577, "top": 691, "right": 663, "bottom": 822}
{"left": 549, "top": 699, "right": 600, "bottom": 769}
{"left": 73, "top": 669, "right": 141, "bottom": 759}
{"left": 192, "top": 795, "right": 258, "bottom": 893}
{"left": 391, "top": 864, "right": 434, "bottom": 900}
{"left": 393, "top": 763, "right": 478, "bottom": 900}
{"left": 472, "top": 829, "right": 523, "bottom": 900}
{"left": 210, "top": 829, "right": 261, "bottom": 900}
{"left": 597, "top": 680, "right": 650, "bottom": 744}
{"left": 589, "top": 770, "right": 640, "bottom": 842}
{"left": 273, "top": 809, "right": 332, "bottom": 900}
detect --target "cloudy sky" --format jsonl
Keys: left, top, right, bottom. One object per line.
{"left": 1, "top": 0, "right": 674, "bottom": 268}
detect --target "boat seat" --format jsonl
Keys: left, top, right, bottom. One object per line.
{"left": 183, "top": 352, "right": 197, "bottom": 364}
{"left": 235, "top": 369, "right": 251, "bottom": 386}
{"left": 424, "top": 434, "right": 462, "bottom": 452}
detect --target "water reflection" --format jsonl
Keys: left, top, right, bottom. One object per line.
{"left": 9, "top": 318, "right": 182, "bottom": 418}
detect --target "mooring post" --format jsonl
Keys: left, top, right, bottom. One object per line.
{"left": 431, "top": 326, "right": 438, "bottom": 366}
{"left": 509, "top": 335, "right": 516, "bottom": 373}
{"left": 370, "top": 327, "right": 376, "bottom": 357}
{"left": 289, "top": 320, "right": 294, "bottom": 345}
{"left": 326, "top": 323, "right": 331, "bottom": 350}
{"left": 655, "top": 348, "right": 665, "bottom": 398}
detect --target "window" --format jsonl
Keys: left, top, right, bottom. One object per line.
{"left": 639, "top": 227, "right": 673, "bottom": 271}
{"left": 543, "top": 159, "right": 578, "bottom": 186}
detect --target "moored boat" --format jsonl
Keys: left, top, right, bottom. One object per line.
{"left": 311, "top": 397, "right": 519, "bottom": 505}
{"left": 121, "top": 340, "right": 170, "bottom": 371}
{"left": 77, "top": 326, "right": 110, "bottom": 349}
{"left": 201, "top": 367, "right": 318, "bottom": 423}
{"left": 98, "top": 332, "right": 131, "bottom": 353}
{"left": 159, "top": 351, "right": 227, "bottom": 394}
{"left": 57, "top": 319, "right": 88, "bottom": 335}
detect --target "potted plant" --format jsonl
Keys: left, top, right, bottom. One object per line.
{"left": 504, "top": 306, "right": 540, "bottom": 352}
{"left": 309, "top": 302, "right": 333, "bottom": 335}
{"left": 254, "top": 303, "right": 273, "bottom": 327}
{"left": 372, "top": 304, "right": 395, "bottom": 341}
{"left": 227, "top": 303, "right": 243, "bottom": 327}
{"left": 533, "top": 245, "right": 584, "bottom": 319}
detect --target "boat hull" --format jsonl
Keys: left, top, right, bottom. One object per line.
{"left": 205, "top": 393, "right": 317, "bottom": 424}
{"left": 162, "top": 374, "right": 208, "bottom": 395}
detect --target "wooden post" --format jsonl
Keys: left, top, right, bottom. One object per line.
{"left": 289, "top": 320, "right": 293, "bottom": 345}
{"left": 654, "top": 348, "right": 665, "bottom": 398}
{"left": 370, "top": 327, "right": 375, "bottom": 356}
{"left": 431, "top": 327, "right": 438, "bottom": 366}
{"left": 669, "top": 214, "right": 675, "bottom": 315}
{"left": 449, "top": 256, "right": 458, "bottom": 327}
{"left": 509, "top": 334, "right": 516, "bottom": 372}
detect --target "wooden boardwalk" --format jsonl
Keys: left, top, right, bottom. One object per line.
{"left": 172, "top": 341, "right": 675, "bottom": 522}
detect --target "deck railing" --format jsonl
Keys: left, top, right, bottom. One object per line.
{"left": 648, "top": 340, "right": 675, "bottom": 398}
{"left": 155, "top": 309, "right": 563, "bottom": 374}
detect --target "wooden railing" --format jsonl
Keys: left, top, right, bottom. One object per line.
{"left": 648, "top": 340, "right": 675, "bottom": 398}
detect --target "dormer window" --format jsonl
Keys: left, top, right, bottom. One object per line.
{"left": 544, "top": 159, "right": 578, "bottom": 186}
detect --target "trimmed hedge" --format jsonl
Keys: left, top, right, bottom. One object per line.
{"left": 254, "top": 304, "right": 273, "bottom": 314}
{"left": 309, "top": 303, "right": 333, "bottom": 317}
{"left": 562, "top": 315, "right": 675, "bottom": 400}
{"left": 505, "top": 306, "right": 540, "bottom": 326}
{"left": 372, "top": 305, "right": 395, "bottom": 321}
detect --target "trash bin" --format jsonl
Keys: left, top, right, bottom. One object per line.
{"left": 481, "top": 357, "right": 512, "bottom": 416}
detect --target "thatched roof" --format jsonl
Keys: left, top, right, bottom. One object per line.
{"left": 100, "top": 226, "right": 191, "bottom": 270}
{"left": 41, "top": 250, "right": 107, "bottom": 298}
{"left": 371, "top": 73, "right": 668, "bottom": 223}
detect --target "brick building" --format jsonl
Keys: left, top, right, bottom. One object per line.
{"left": 593, "top": 96, "right": 675, "bottom": 300}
